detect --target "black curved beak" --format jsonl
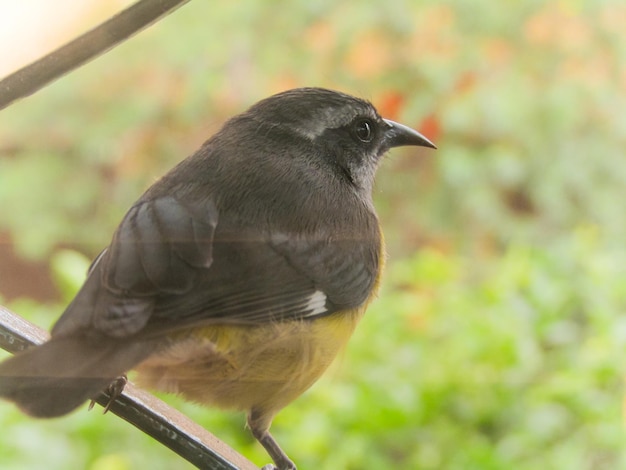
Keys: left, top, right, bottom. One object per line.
{"left": 383, "top": 119, "right": 437, "bottom": 150}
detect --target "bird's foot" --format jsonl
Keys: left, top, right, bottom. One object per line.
{"left": 260, "top": 459, "right": 296, "bottom": 470}
{"left": 87, "top": 374, "right": 128, "bottom": 413}
{"left": 261, "top": 465, "right": 296, "bottom": 470}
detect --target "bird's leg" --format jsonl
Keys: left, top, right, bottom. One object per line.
{"left": 248, "top": 410, "right": 296, "bottom": 470}
{"left": 252, "top": 429, "right": 296, "bottom": 470}
{"left": 88, "top": 374, "right": 128, "bottom": 413}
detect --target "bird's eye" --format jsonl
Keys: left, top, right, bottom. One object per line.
{"left": 354, "top": 119, "right": 373, "bottom": 143}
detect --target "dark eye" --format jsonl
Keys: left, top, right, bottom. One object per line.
{"left": 354, "top": 119, "right": 373, "bottom": 142}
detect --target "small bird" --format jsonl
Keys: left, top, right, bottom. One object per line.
{"left": 0, "top": 87, "right": 435, "bottom": 469}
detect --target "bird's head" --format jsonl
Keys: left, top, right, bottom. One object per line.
{"left": 241, "top": 87, "right": 436, "bottom": 193}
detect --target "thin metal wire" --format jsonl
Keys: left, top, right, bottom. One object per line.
{"left": 0, "top": 0, "right": 191, "bottom": 110}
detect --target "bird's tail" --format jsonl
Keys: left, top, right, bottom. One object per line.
{"left": 0, "top": 335, "right": 155, "bottom": 417}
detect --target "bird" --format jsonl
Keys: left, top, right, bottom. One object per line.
{"left": 0, "top": 87, "right": 435, "bottom": 469}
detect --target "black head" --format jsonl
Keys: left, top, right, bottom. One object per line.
{"left": 240, "top": 88, "right": 436, "bottom": 193}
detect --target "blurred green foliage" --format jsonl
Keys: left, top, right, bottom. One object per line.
{"left": 1, "top": 0, "right": 625, "bottom": 469}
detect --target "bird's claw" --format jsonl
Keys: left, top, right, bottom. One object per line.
{"left": 88, "top": 374, "right": 128, "bottom": 413}
{"left": 261, "top": 463, "right": 296, "bottom": 470}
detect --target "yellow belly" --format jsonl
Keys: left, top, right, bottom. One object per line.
{"left": 135, "top": 307, "right": 366, "bottom": 417}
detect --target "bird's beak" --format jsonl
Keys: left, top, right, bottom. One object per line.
{"left": 383, "top": 119, "right": 437, "bottom": 150}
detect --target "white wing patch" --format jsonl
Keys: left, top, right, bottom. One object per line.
{"left": 304, "top": 290, "right": 327, "bottom": 317}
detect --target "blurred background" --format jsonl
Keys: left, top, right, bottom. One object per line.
{"left": 1, "top": 0, "right": 625, "bottom": 469}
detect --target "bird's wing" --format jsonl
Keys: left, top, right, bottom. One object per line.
{"left": 52, "top": 195, "right": 379, "bottom": 339}
{"left": 52, "top": 196, "right": 216, "bottom": 338}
